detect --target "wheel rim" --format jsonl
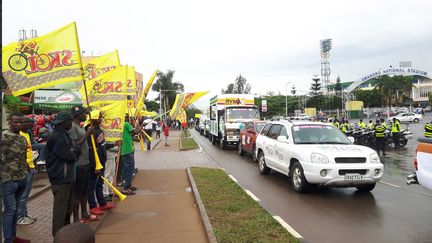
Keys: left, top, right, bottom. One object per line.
{"left": 259, "top": 155, "right": 265, "bottom": 170}
{"left": 293, "top": 167, "right": 302, "bottom": 188}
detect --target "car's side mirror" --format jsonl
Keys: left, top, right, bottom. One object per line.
{"left": 277, "top": 136, "right": 289, "bottom": 143}
{"left": 347, "top": 136, "right": 355, "bottom": 143}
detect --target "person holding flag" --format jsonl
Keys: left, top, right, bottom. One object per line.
{"left": 120, "top": 115, "right": 141, "bottom": 195}
{"left": 86, "top": 111, "right": 116, "bottom": 216}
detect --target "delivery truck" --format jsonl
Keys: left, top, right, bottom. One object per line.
{"left": 209, "top": 94, "right": 260, "bottom": 149}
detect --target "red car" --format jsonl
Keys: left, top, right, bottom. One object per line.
{"left": 238, "top": 121, "right": 267, "bottom": 161}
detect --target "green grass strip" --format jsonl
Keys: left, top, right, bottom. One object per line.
{"left": 191, "top": 168, "right": 299, "bottom": 243}
{"left": 180, "top": 129, "right": 199, "bottom": 149}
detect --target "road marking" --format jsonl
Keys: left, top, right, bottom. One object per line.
{"left": 228, "top": 175, "right": 238, "bottom": 183}
{"left": 244, "top": 190, "right": 260, "bottom": 201}
{"left": 379, "top": 181, "right": 401, "bottom": 188}
{"left": 273, "top": 216, "right": 303, "bottom": 239}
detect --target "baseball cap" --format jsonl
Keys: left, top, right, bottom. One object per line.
{"left": 71, "top": 105, "right": 87, "bottom": 117}
{"left": 53, "top": 111, "right": 73, "bottom": 125}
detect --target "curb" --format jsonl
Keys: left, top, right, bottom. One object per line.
{"left": 186, "top": 167, "right": 218, "bottom": 243}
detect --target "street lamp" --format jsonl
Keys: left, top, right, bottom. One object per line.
{"left": 285, "top": 82, "right": 291, "bottom": 117}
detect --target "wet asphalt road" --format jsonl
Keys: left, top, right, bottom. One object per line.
{"left": 191, "top": 115, "right": 432, "bottom": 243}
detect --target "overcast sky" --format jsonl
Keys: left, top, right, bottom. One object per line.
{"left": 3, "top": 0, "right": 432, "bottom": 109}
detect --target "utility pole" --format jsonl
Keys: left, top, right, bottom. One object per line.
{"left": 285, "top": 82, "right": 291, "bottom": 117}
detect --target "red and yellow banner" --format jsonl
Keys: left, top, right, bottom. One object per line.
{"left": 2, "top": 22, "right": 83, "bottom": 96}
{"left": 83, "top": 49, "right": 120, "bottom": 80}
{"left": 81, "top": 65, "right": 128, "bottom": 106}
{"left": 169, "top": 91, "right": 208, "bottom": 120}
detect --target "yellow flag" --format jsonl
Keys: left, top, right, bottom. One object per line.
{"left": 81, "top": 65, "right": 128, "bottom": 106}
{"left": 136, "top": 69, "right": 158, "bottom": 112}
{"left": 2, "top": 22, "right": 83, "bottom": 96}
{"left": 169, "top": 93, "right": 185, "bottom": 120}
{"left": 100, "top": 100, "right": 127, "bottom": 142}
{"left": 169, "top": 91, "right": 209, "bottom": 119}
{"left": 83, "top": 50, "right": 120, "bottom": 80}
{"left": 181, "top": 91, "right": 209, "bottom": 109}
{"left": 126, "top": 66, "right": 136, "bottom": 95}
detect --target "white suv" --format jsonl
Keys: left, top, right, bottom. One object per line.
{"left": 255, "top": 120, "right": 384, "bottom": 193}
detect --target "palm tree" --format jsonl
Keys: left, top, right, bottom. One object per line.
{"left": 151, "top": 70, "right": 184, "bottom": 114}
{"left": 392, "top": 75, "right": 413, "bottom": 106}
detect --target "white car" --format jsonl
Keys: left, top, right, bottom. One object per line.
{"left": 255, "top": 120, "right": 384, "bottom": 193}
{"left": 388, "top": 112, "right": 422, "bottom": 123}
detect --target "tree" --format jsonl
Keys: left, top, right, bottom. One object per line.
{"left": 222, "top": 75, "right": 251, "bottom": 94}
{"left": 354, "top": 89, "right": 382, "bottom": 107}
{"left": 310, "top": 75, "right": 321, "bottom": 96}
{"left": 291, "top": 85, "right": 296, "bottom": 95}
{"left": 186, "top": 105, "right": 202, "bottom": 120}
{"left": 306, "top": 95, "right": 342, "bottom": 110}
{"left": 144, "top": 99, "right": 159, "bottom": 112}
{"left": 335, "top": 76, "right": 342, "bottom": 97}
{"left": 374, "top": 75, "right": 413, "bottom": 107}
{"left": 151, "top": 70, "right": 184, "bottom": 113}
{"left": 429, "top": 92, "right": 432, "bottom": 105}
{"left": 255, "top": 94, "right": 300, "bottom": 118}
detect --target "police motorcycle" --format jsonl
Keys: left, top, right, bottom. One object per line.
{"left": 383, "top": 124, "right": 412, "bottom": 148}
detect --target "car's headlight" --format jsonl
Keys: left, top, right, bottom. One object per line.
{"left": 311, "top": 153, "right": 329, "bottom": 163}
{"left": 370, "top": 153, "right": 381, "bottom": 163}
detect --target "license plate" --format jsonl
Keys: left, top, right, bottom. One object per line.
{"left": 344, "top": 174, "right": 364, "bottom": 181}
{"left": 404, "top": 134, "right": 413, "bottom": 139}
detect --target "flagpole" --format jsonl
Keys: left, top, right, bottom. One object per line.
{"left": 74, "top": 22, "right": 103, "bottom": 171}
{"left": 112, "top": 146, "right": 122, "bottom": 203}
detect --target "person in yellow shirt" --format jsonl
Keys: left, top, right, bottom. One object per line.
{"left": 17, "top": 116, "right": 37, "bottom": 225}
{"left": 358, "top": 119, "right": 366, "bottom": 129}
{"left": 367, "top": 120, "right": 375, "bottom": 130}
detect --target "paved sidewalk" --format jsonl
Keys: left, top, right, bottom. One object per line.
{"left": 96, "top": 130, "right": 217, "bottom": 242}
{"left": 18, "top": 129, "right": 216, "bottom": 243}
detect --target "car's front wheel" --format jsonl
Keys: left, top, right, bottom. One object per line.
{"left": 414, "top": 118, "right": 419, "bottom": 123}
{"left": 356, "top": 183, "right": 376, "bottom": 192}
{"left": 290, "top": 161, "right": 310, "bottom": 193}
{"left": 258, "top": 152, "right": 270, "bottom": 175}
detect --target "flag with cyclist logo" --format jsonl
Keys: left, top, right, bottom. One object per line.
{"left": 100, "top": 100, "right": 127, "bottom": 142}
{"left": 2, "top": 22, "right": 83, "bottom": 96}
{"left": 83, "top": 49, "right": 120, "bottom": 80}
{"left": 81, "top": 65, "right": 128, "bottom": 106}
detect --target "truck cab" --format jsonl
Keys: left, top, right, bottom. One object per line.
{"left": 209, "top": 94, "right": 260, "bottom": 149}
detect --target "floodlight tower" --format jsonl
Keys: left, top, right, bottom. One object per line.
{"left": 320, "top": 39, "right": 332, "bottom": 93}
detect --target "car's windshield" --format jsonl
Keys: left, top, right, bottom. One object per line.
{"left": 256, "top": 123, "right": 265, "bottom": 132}
{"left": 292, "top": 125, "right": 351, "bottom": 144}
{"left": 226, "top": 107, "right": 260, "bottom": 121}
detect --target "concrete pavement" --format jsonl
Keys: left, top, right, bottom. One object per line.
{"left": 18, "top": 130, "right": 217, "bottom": 243}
